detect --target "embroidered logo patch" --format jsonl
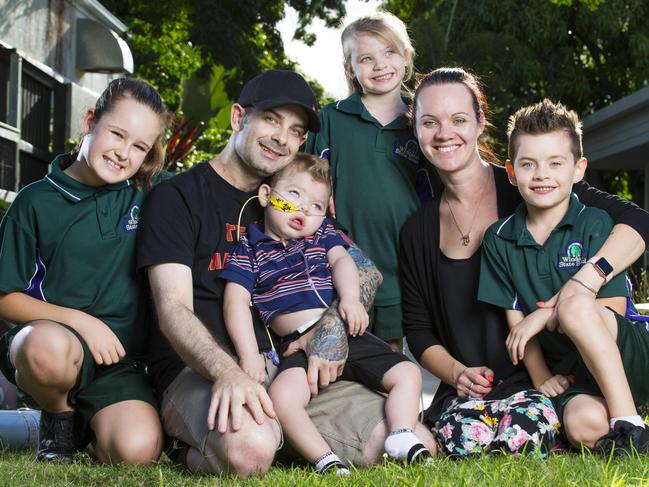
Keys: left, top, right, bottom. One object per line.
{"left": 393, "top": 138, "right": 420, "bottom": 164}
{"left": 122, "top": 203, "right": 140, "bottom": 233}
{"left": 557, "top": 240, "right": 587, "bottom": 269}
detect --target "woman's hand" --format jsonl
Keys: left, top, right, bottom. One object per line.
{"left": 453, "top": 364, "right": 494, "bottom": 398}
{"left": 73, "top": 311, "right": 125, "bottom": 365}
{"left": 537, "top": 374, "right": 574, "bottom": 397}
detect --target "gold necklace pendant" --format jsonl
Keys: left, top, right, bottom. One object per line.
{"left": 444, "top": 166, "right": 492, "bottom": 248}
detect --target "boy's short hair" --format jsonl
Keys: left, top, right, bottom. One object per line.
{"left": 507, "top": 99, "right": 583, "bottom": 161}
{"left": 270, "top": 153, "right": 332, "bottom": 196}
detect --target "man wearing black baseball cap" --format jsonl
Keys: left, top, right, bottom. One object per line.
{"left": 138, "top": 70, "right": 431, "bottom": 477}
{"left": 237, "top": 70, "right": 320, "bottom": 133}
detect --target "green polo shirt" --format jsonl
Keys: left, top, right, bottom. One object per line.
{"left": 478, "top": 193, "right": 627, "bottom": 372}
{"left": 0, "top": 155, "right": 152, "bottom": 358}
{"left": 305, "top": 91, "right": 434, "bottom": 306}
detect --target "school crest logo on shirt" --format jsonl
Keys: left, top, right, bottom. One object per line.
{"left": 557, "top": 240, "right": 587, "bottom": 269}
{"left": 393, "top": 138, "right": 420, "bottom": 165}
{"left": 121, "top": 203, "right": 140, "bottom": 233}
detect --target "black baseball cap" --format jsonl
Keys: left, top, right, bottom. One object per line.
{"left": 237, "top": 70, "right": 320, "bottom": 133}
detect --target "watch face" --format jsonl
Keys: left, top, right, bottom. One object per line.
{"left": 596, "top": 257, "right": 614, "bottom": 276}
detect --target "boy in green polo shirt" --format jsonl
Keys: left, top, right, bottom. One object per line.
{"left": 478, "top": 99, "right": 649, "bottom": 456}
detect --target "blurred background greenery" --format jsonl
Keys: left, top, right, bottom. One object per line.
{"left": 99, "top": 0, "right": 649, "bottom": 207}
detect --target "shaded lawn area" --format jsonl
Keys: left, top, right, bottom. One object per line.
{"left": 0, "top": 450, "right": 648, "bottom": 486}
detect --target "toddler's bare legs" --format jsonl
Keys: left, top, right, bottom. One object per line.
{"left": 269, "top": 368, "right": 348, "bottom": 473}
{"left": 381, "top": 361, "right": 431, "bottom": 462}
{"left": 381, "top": 361, "right": 422, "bottom": 431}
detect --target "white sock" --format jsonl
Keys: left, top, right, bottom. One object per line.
{"left": 610, "top": 415, "right": 646, "bottom": 429}
{"left": 314, "top": 451, "right": 350, "bottom": 475}
{"left": 384, "top": 428, "right": 430, "bottom": 462}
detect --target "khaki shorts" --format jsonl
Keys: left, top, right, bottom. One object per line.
{"left": 160, "top": 353, "right": 386, "bottom": 465}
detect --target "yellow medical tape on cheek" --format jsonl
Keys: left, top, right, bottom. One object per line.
{"left": 268, "top": 196, "right": 297, "bottom": 213}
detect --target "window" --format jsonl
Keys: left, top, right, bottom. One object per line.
{"left": 21, "top": 71, "right": 52, "bottom": 151}
{"left": 0, "top": 138, "right": 15, "bottom": 190}
{"left": 0, "top": 50, "right": 9, "bottom": 124}
{"left": 0, "top": 47, "right": 67, "bottom": 192}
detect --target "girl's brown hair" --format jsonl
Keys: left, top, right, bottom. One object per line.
{"left": 73, "top": 77, "right": 171, "bottom": 189}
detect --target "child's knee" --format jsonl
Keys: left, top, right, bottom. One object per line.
{"left": 13, "top": 322, "right": 82, "bottom": 386}
{"left": 563, "top": 400, "right": 609, "bottom": 449}
{"left": 268, "top": 368, "right": 310, "bottom": 410}
{"left": 557, "top": 294, "right": 599, "bottom": 331}
{"left": 99, "top": 428, "right": 162, "bottom": 465}
{"left": 383, "top": 361, "right": 422, "bottom": 390}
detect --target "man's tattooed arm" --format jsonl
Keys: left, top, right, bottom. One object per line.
{"left": 306, "top": 242, "right": 383, "bottom": 362}
{"left": 347, "top": 243, "right": 383, "bottom": 311}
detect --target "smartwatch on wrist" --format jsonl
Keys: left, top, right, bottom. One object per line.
{"left": 588, "top": 257, "right": 613, "bottom": 283}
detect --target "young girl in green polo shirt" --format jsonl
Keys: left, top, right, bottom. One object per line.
{"left": 306, "top": 13, "right": 432, "bottom": 351}
{"left": 0, "top": 78, "right": 170, "bottom": 464}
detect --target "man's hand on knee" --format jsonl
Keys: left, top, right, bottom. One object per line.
{"left": 282, "top": 327, "right": 347, "bottom": 396}
{"left": 207, "top": 368, "right": 276, "bottom": 434}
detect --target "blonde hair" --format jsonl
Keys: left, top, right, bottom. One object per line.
{"left": 270, "top": 153, "right": 332, "bottom": 198}
{"left": 341, "top": 12, "right": 415, "bottom": 95}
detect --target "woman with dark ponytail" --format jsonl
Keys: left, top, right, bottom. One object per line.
{"left": 401, "top": 67, "right": 649, "bottom": 456}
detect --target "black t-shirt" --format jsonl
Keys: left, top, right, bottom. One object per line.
{"left": 433, "top": 251, "right": 519, "bottom": 420}
{"left": 137, "top": 162, "right": 265, "bottom": 396}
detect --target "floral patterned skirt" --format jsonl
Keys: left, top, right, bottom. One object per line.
{"left": 435, "top": 389, "right": 560, "bottom": 457}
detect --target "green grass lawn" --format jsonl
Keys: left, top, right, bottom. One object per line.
{"left": 1, "top": 450, "right": 648, "bottom": 486}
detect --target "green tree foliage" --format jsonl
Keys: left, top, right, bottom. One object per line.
{"left": 103, "top": 0, "right": 341, "bottom": 164}
{"left": 103, "top": 0, "right": 345, "bottom": 106}
{"left": 384, "top": 0, "right": 649, "bottom": 160}
{"left": 191, "top": 0, "right": 345, "bottom": 93}
{"left": 102, "top": 1, "right": 202, "bottom": 110}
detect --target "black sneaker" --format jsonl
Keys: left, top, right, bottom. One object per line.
{"left": 36, "top": 410, "right": 77, "bottom": 462}
{"left": 596, "top": 420, "right": 649, "bottom": 457}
